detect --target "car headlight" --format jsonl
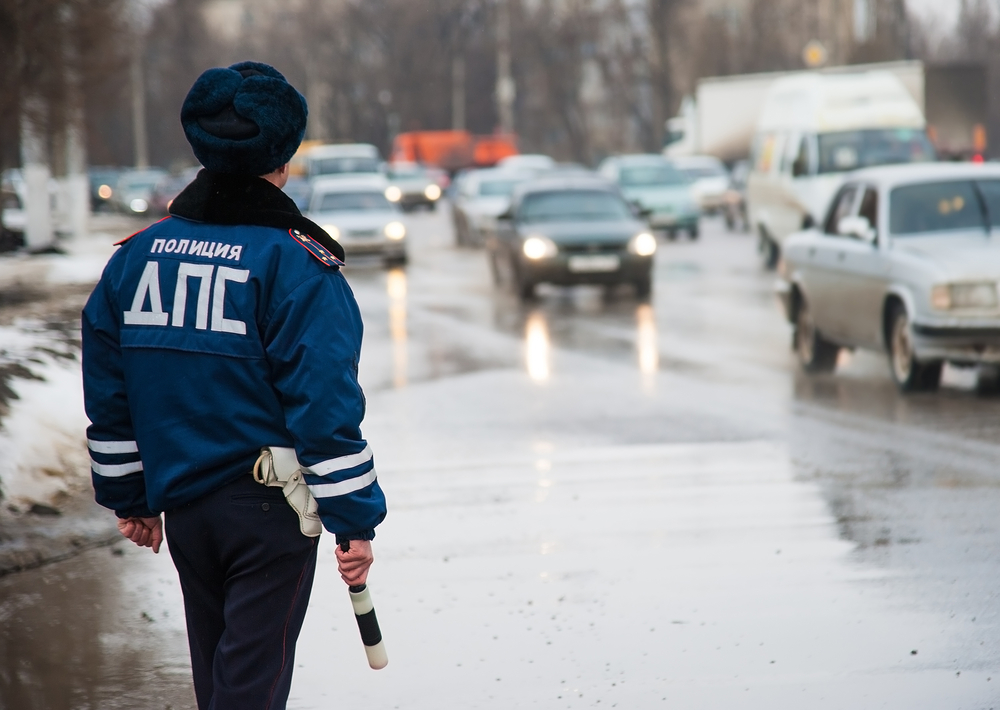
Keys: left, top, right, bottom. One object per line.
{"left": 628, "top": 232, "right": 657, "bottom": 256}
{"left": 384, "top": 221, "right": 406, "bottom": 240}
{"left": 931, "top": 282, "right": 999, "bottom": 310}
{"left": 322, "top": 224, "right": 341, "bottom": 240}
{"left": 385, "top": 186, "right": 402, "bottom": 202}
{"left": 522, "top": 235, "right": 558, "bottom": 260}
{"left": 98, "top": 184, "right": 113, "bottom": 199}
{"left": 130, "top": 198, "right": 148, "bottom": 213}
{"left": 424, "top": 184, "right": 442, "bottom": 200}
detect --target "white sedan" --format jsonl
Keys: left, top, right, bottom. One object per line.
{"left": 777, "top": 162, "right": 1000, "bottom": 391}
{"left": 306, "top": 177, "right": 407, "bottom": 267}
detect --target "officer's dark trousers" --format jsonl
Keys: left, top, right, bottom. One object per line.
{"left": 165, "top": 475, "right": 318, "bottom": 710}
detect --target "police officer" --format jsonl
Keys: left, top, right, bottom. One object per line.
{"left": 82, "top": 61, "right": 386, "bottom": 709}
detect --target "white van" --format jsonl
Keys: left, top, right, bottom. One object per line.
{"left": 746, "top": 71, "right": 934, "bottom": 267}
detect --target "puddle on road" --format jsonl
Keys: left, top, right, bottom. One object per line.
{"left": 0, "top": 543, "right": 193, "bottom": 710}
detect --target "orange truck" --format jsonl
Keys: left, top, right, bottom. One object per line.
{"left": 391, "top": 131, "right": 518, "bottom": 172}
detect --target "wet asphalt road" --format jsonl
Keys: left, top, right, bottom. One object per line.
{"left": 2, "top": 206, "right": 1000, "bottom": 708}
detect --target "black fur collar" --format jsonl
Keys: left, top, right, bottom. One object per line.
{"left": 169, "top": 170, "right": 345, "bottom": 261}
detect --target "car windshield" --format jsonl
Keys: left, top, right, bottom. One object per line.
{"left": 282, "top": 182, "right": 312, "bottom": 210}
{"left": 316, "top": 191, "right": 392, "bottom": 212}
{"left": 479, "top": 179, "right": 520, "bottom": 196}
{"left": 676, "top": 165, "right": 726, "bottom": 179}
{"left": 122, "top": 179, "right": 160, "bottom": 191}
{"left": 519, "top": 190, "right": 632, "bottom": 223}
{"left": 620, "top": 165, "right": 687, "bottom": 186}
{"left": 888, "top": 180, "right": 1000, "bottom": 235}
{"left": 818, "top": 129, "right": 935, "bottom": 174}
{"left": 388, "top": 166, "right": 424, "bottom": 178}
{"left": 312, "top": 157, "right": 381, "bottom": 176}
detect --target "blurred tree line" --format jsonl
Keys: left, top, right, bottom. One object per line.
{"left": 0, "top": 0, "right": 129, "bottom": 173}
{"left": 2, "top": 0, "right": 999, "bottom": 173}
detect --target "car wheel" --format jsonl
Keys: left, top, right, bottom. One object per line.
{"left": 688, "top": 225, "right": 699, "bottom": 240}
{"left": 759, "top": 230, "right": 779, "bottom": 270}
{"left": 888, "top": 304, "right": 941, "bottom": 391}
{"left": 514, "top": 261, "right": 536, "bottom": 300}
{"left": 976, "top": 365, "right": 1000, "bottom": 395}
{"left": 634, "top": 274, "right": 652, "bottom": 300}
{"left": 489, "top": 250, "right": 504, "bottom": 286}
{"left": 453, "top": 212, "right": 467, "bottom": 246}
{"left": 795, "top": 299, "right": 839, "bottom": 373}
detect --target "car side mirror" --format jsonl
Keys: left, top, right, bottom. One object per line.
{"left": 801, "top": 213, "right": 816, "bottom": 230}
{"left": 837, "top": 216, "right": 876, "bottom": 243}
{"left": 497, "top": 208, "right": 514, "bottom": 222}
{"left": 630, "top": 200, "right": 653, "bottom": 219}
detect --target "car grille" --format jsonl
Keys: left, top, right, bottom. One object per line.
{"left": 559, "top": 241, "right": 627, "bottom": 254}
{"left": 348, "top": 229, "right": 380, "bottom": 237}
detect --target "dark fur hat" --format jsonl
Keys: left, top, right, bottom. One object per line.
{"left": 181, "top": 61, "right": 307, "bottom": 176}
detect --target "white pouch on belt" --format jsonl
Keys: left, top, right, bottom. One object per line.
{"left": 252, "top": 446, "right": 322, "bottom": 537}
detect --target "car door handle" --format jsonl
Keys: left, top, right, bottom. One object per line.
{"left": 837, "top": 252, "right": 845, "bottom": 261}
{"left": 808, "top": 247, "right": 816, "bottom": 257}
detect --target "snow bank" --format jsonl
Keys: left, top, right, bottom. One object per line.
{"left": 0, "top": 357, "right": 89, "bottom": 505}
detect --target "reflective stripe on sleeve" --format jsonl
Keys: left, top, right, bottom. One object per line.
{"left": 88, "top": 439, "right": 139, "bottom": 455}
{"left": 308, "top": 469, "right": 377, "bottom": 499}
{"left": 304, "top": 445, "right": 373, "bottom": 476}
{"left": 91, "top": 460, "right": 144, "bottom": 477}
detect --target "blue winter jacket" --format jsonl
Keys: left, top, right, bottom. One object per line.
{"left": 81, "top": 171, "right": 386, "bottom": 539}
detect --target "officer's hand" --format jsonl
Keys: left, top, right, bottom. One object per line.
{"left": 336, "top": 540, "right": 374, "bottom": 586}
{"left": 117, "top": 515, "right": 163, "bottom": 554}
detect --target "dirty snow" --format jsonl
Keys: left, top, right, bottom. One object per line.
{"left": 0, "top": 229, "right": 119, "bottom": 505}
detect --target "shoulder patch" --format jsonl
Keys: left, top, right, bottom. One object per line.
{"left": 115, "top": 216, "right": 170, "bottom": 246}
{"left": 288, "top": 229, "right": 344, "bottom": 268}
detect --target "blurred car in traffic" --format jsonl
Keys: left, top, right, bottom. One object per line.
{"left": 669, "top": 155, "right": 730, "bottom": 213}
{"left": 306, "top": 176, "right": 407, "bottom": 266}
{"left": 114, "top": 168, "right": 167, "bottom": 215}
{"left": 451, "top": 168, "right": 531, "bottom": 246}
{"left": 496, "top": 154, "right": 556, "bottom": 173}
{"left": 304, "top": 144, "right": 383, "bottom": 181}
{"left": 282, "top": 177, "right": 312, "bottom": 211}
{"left": 486, "top": 176, "right": 657, "bottom": 299}
{"left": 385, "top": 162, "right": 442, "bottom": 211}
{"left": 778, "top": 162, "right": 1000, "bottom": 392}
{"left": 598, "top": 154, "right": 700, "bottom": 239}
{"left": 148, "top": 168, "right": 200, "bottom": 215}
{"left": 88, "top": 167, "right": 121, "bottom": 211}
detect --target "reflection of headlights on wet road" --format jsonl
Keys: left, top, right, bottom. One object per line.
{"left": 523, "top": 235, "right": 558, "bottom": 260}
{"left": 525, "top": 311, "right": 550, "bottom": 382}
{"left": 628, "top": 232, "right": 657, "bottom": 256}
{"left": 98, "top": 185, "right": 113, "bottom": 199}
{"left": 129, "top": 198, "right": 148, "bottom": 213}
{"left": 424, "top": 184, "right": 442, "bottom": 200}
{"left": 636, "top": 303, "right": 659, "bottom": 375}
{"left": 322, "top": 224, "right": 341, "bottom": 240}
{"left": 384, "top": 221, "right": 407, "bottom": 240}
{"left": 385, "top": 186, "right": 402, "bottom": 202}
{"left": 387, "top": 269, "right": 408, "bottom": 388}
{"left": 931, "top": 283, "right": 999, "bottom": 310}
